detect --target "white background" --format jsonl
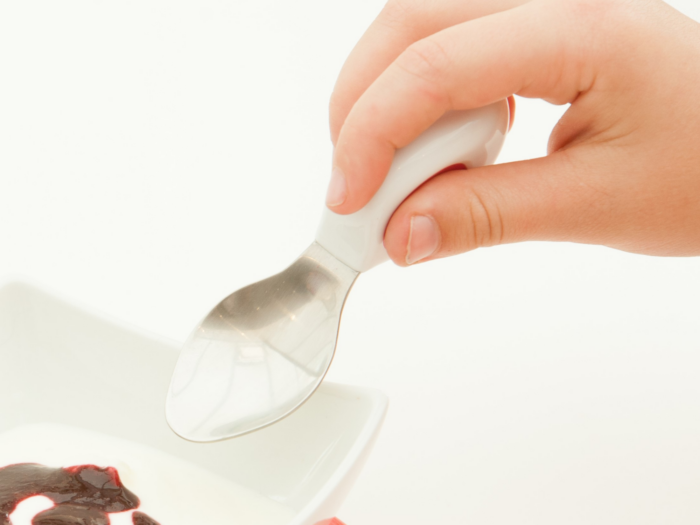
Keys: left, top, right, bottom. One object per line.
{"left": 2, "top": 1, "right": 700, "bottom": 524}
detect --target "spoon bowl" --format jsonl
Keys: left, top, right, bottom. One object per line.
{"left": 166, "top": 243, "right": 358, "bottom": 442}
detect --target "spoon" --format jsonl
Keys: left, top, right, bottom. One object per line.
{"left": 166, "top": 101, "right": 510, "bottom": 442}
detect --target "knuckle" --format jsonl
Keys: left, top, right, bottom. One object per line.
{"left": 394, "top": 39, "right": 451, "bottom": 104}
{"left": 461, "top": 188, "right": 504, "bottom": 250}
{"left": 539, "top": 0, "right": 633, "bottom": 94}
{"left": 400, "top": 39, "right": 450, "bottom": 82}
{"left": 379, "top": 0, "right": 420, "bottom": 30}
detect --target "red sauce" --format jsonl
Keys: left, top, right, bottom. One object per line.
{"left": 0, "top": 464, "right": 160, "bottom": 525}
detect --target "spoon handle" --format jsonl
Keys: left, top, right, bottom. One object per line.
{"left": 315, "top": 100, "right": 510, "bottom": 273}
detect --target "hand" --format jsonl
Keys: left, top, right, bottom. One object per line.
{"left": 326, "top": 0, "right": 700, "bottom": 265}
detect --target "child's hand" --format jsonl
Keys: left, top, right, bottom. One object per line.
{"left": 326, "top": 0, "right": 700, "bottom": 265}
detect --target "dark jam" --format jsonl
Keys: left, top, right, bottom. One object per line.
{"left": 133, "top": 512, "right": 161, "bottom": 525}
{"left": 0, "top": 464, "right": 160, "bottom": 525}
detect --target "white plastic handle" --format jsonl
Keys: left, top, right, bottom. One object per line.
{"left": 315, "top": 100, "right": 510, "bottom": 272}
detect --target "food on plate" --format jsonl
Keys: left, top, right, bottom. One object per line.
{"left": 0, "top": 424, "right": 295, "bottom": 525}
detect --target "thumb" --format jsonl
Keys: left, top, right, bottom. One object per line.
{"left": 383, "top": 151, "right": 606, "bottom": 265}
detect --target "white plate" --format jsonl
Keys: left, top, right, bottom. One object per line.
{"left": 0, "top": 279, "right": 387, "bottom": 525}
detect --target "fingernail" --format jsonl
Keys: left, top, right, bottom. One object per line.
{"left": 406, "top": 215, "right": 440, "bottom": 265}
{"left": 326, "top": 167, "right": 347, "bottom": 207}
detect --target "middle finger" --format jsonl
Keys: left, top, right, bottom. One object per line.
{"left": 329, "top": 0, "right": 531, "bottom": 143}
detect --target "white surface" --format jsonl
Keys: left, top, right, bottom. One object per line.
{"left": 1, "top": 1, "right": 700, "bottom": 524}
{"left": 317, "top": 102, "right": 508, "bottom": 271}
{"left": 1, "top": 423, "right": 296, "bottom": 525}
{"left": 0, "top": 281, "right": 388, "bottom": 525}
{"left": 10, "top": 497, "right": 54, "bottom": 525}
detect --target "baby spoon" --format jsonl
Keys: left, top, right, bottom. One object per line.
{"left": 166, "top": 101, "right": 509, "bottom": 442}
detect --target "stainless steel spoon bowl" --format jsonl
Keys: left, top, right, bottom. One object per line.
{"left": 166, "top": 242, "right": 357, "bottom": 441}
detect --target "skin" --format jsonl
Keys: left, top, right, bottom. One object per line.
{"left": 325, "top": 0, "right": 700, "bottom": 266}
